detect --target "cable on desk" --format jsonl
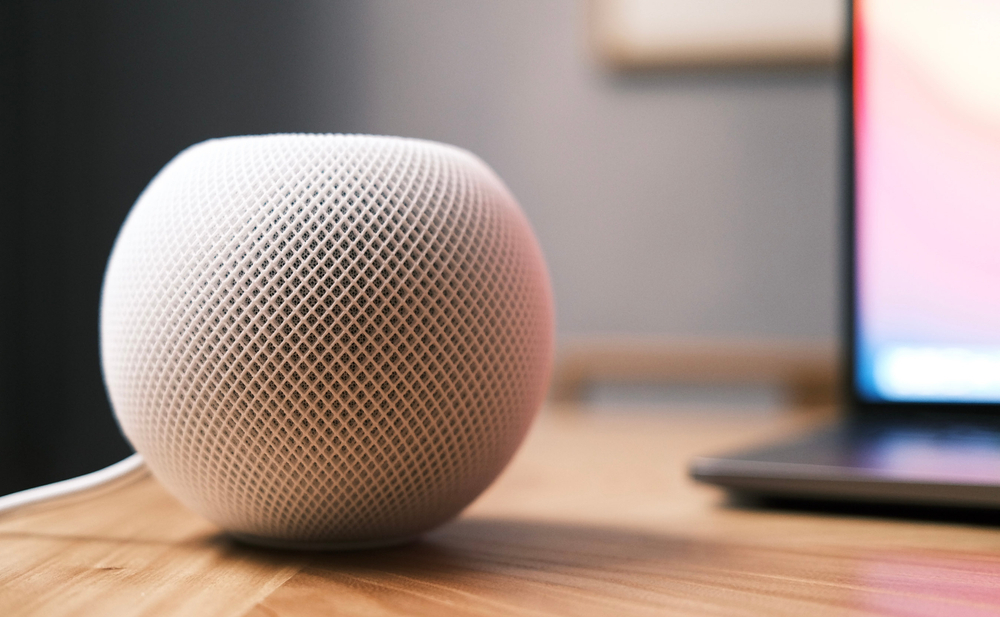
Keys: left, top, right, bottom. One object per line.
{"left": 0, "top": 454, "right": 146, "bottom": 516}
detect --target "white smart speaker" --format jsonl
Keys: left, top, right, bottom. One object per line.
{"left": 100, "top": 134, "right": 554, "bottom": 549}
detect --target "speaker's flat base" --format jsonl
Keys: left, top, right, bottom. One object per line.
{"left": 230, "top": 531, "right": 421, "bottom": 552}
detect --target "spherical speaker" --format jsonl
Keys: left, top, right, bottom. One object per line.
{"left": 100, "top": 134, "right": 554, "bottom": 549}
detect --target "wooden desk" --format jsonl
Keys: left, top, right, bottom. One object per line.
{"left": 3, "top": 405, "right": 1000, "bottom": 616}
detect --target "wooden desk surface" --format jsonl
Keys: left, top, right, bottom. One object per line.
{"left": 3, "top": 405, "right": 1000, "bottom": 616}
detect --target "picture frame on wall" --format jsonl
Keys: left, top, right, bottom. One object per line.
{"left": 591, "top": 0, "right": 847, "bottom": 68}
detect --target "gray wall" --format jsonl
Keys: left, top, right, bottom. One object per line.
{"left": 1, "top": 0, "right": 839, "bottom": 493}
{"left": 304, "top": 0, "right": 841, "bottom": 340}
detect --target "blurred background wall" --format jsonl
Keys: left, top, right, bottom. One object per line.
{"left": 327, "top": 1, "right": 841, "bottom": 338}
{"left": 0, "top": 0, "right": 840, "bottom": 495}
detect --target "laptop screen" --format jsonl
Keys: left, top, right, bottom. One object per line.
{"left": 854, "top": 0, "right": 1000, "bottom": 403}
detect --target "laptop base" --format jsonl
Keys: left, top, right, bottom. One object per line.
{"left": 690, "top": 418, "right": 1000, "bottom": 508}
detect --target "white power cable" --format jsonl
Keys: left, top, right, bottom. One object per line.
{"left": 0, "top": 454, "right": 146, "bottom": 516}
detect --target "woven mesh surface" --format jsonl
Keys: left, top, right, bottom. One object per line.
{"left": 100, "top": 134, "right": 554, "bottom": 547}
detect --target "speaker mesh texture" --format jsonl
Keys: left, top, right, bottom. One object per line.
{"left": 100, "top": 134, "right": 554, "bottom": 548}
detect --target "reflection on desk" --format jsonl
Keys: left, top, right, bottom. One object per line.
{"left": 2, "top": 405, "right": 1000, "bottom": 616}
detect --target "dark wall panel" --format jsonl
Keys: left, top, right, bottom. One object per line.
{"left": 0, "top": 0, "right": 361, "bottom": 495}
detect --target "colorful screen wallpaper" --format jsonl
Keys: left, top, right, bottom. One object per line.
{"left": 856, "top": 0, "right": 1000, "bottom": 402}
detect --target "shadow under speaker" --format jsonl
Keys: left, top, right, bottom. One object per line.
{"left": 100, "top": 134, "right": 555, "bottom": 549}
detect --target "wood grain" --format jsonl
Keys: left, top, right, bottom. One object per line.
{"left": 3, "top": 405, "right": 1000, "bottom": 616}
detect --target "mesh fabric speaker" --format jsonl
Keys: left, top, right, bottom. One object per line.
{"left": 100, "top": 134, "right": 554, "bottom": 549}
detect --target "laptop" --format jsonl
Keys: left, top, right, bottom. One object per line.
{"left": 690, "top": 0, "right": 1000, "bottom": 508}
